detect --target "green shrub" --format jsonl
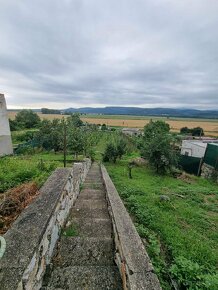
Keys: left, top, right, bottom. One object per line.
{"left": 16, "top": 145, "right": 35, "bottom": 155}
{"left": 87, "top": 148, "right": 96, "bottom": 162}
{"left": 62, "top": 225, "right": 78, "bottom": 237}
{"left": 103, "top": 138, "right": 127, "bottom": 163}
{"left": 170, "top": 256, "right": 218, "bottom": 289}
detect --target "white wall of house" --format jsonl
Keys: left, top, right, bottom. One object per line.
{"left": 122, "top": 128, "right": 141, "bottom": 136}
{"left": 0, "top": 94, "right": 13, "bottom": 156}
{"left": 181, "top": 140, "right": 207, "bottom": 158}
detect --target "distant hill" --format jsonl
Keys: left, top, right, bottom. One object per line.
{"left": 64, "top": 107, "right": 218, "bottom": 119}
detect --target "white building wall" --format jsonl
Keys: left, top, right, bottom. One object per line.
{"left": 0, "top": 94, "right": 13, "bottom": 156}
{"left": 181, "top": 140, "right": 207, "bottom": 158}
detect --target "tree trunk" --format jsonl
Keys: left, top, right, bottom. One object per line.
{"left": 128, "top": 166, "right": 132, "bottom": 179}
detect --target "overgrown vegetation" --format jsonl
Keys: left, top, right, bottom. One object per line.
{"left": 0, "top": 152, "right": 68, "bottom": 193}
{"left": 106, "top": 158, "right": 218, "bottom": 289}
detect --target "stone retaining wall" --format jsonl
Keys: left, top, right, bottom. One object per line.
{"left": 101, "top": 164, "right": 161, "bottom": 290}
{"left": 201, "top": 163, "right": 218, "bottom": 182}
{"left": 0, "top": 159, "right": 91, "bottom": 290}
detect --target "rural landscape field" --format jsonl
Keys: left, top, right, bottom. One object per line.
{"left": 1, "top": 1, "right": 218, "bottom": 289}
{"left": 2, "top": 109, "right": 218, "bottom": 289}
{"left": 8, "top": 111, "right": 218, "bottom": 136}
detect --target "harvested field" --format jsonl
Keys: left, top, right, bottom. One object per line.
{"left": 8, "top": 111, "right": 67, "bottom": 121}
{"left": 8, "top": 111, "right": 218, "bottom": 136}
{"left": 81, "top": 117, "right": 218, "bottom": 136}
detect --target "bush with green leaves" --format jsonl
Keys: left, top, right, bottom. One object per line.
{"left": 12, "top": 130, "right": 37, "bottom": 144}
{"left": 141, "top": 120, "right": 177, "bottom": 174}
{"left": 15, "top": 145, "right": 35, "bottom": 155}
{"left": 101, "top": 123, "right": 107, "bottom": 130}
{"left": 103, "top": 143, "right": 118, "bottom": 163}
{"left": 35, "top": 119, "right": 64, "bottom": 152}
{"left": 66, "top": 113, "right": 83, "bottom": 127}
{"left": 170, "top": 256, "right": 218, "bottom": 289}
{"left": 143, "top": 120, "right": 170, "bottom": 139}
{"left": 103, "top": 138, "right": 127, "bottom": 163}
{"left": 11, "top": 109, "right": 41, "bottom": 129}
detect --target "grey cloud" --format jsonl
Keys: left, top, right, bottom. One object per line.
{"left": 0, "top": 0, "right": 218, "bottom": 109}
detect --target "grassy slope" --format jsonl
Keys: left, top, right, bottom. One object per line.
{"left": 104, "top": 156, "right": 218, "bottom": 288}
{"left": 0, "top": 152, "right": 73, "bottom": 193}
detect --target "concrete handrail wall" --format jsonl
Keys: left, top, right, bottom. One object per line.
{"left": 0, "top": 159, "right": 91, "bottom": 290}
{"left": 101, "top": 164, "right": 162, "bottom": 290}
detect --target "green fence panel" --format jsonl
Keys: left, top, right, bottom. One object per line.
{"left": 179, "top": 155, "right": 201, "bottom": 175}
{"left": 204, "top": 144, "right": 218, "bottom": 169}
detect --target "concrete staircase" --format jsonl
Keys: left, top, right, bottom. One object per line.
{"left": 43, "top": 163, "right": 122, "bottom": 290}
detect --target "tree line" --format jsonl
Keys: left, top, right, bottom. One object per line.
{"left": 9, "top": 109, "right": 201, "bottom": 176}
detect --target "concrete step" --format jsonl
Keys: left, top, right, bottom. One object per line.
{"left": 78, "top": 195, "right": 105, "bottom": 202}
{"left": 45, "top": 266, "right": 123, "bottom": 290}
{"left": 70, "top": 207, "right": 110, "bottom": 219}
{"left": 83, "top": 182, "right": 105, "bottom": 190}
{"left": 67, "top": 218, "right": 112, "bottom": 238}
{"left": 87, "top": 167, "right": 101, "bottom": 172}
{"left": 75, "top": 199, "right": 107, "bottom": 210}
{"left": 80, "top": 188, "right": 104, "bottom": 195}
{"left": 85, "top": 177, "right": 102, "bottom": 183}
{"left": 53, "top": 237, "right": 115, "bottom": 267}
{"left": 86, "top": 171, "right": 101, "bottom": 175}
{"left": 78, "top": 189, "right": 106, "bottom": 200}
{"left": 86, "top": 171, "right": 102, "bottom": 175}
{"left": 86, "top": 169, "right": 101, "bottom": 174}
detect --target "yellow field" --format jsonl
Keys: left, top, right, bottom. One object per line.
{"left": 80, "top": 117, "right": 218, "bottom": 136}
{"left": 8, "top": 112, "right": 66, "bottom": 121}
{"left": 8, "top": 112, "right": 218, "bottom": 136}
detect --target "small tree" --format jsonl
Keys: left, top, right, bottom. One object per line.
{"left": 103, "top": 138, "right": 127, "bottom": 163}
{"left": 67, "top": 127, "right": 84, "bottom": 159}
{"left": 192, "top": 127, "right": 204, "bottom": 136}
{"left": 101, "top": 124, "right": 107, "bottom": 131}
{"left": 180, "top": 126, "right": 204, "bottom": 136}
{"left": 68, "top": 113, "right": 83, "bottom": 127}
{"left": 103, "top": 143, "right": 119, "bottom": 163}
{"left": 141, "top": 121, "right": 177, "bottom": 174}
{"left": 35, "top": 119, "right": 63, "bottom": 152}
{"left": 180, "top": 127, "right": 191, "bottom": 134}
{"left": 15, "top": 109, "right": 41, "bottom": 129}
{"left": 116, "top": 138, "right": 127, "bottom": 159}
{"left": 144, "top": 120, "right": 170, "bottom": 140}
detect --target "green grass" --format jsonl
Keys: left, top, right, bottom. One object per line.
{"left": 11, "top": 129, "right": 39, "bottom": 145}
{"left": 105, "top": 157, "right": 218, "bottom": 289}
{"left": 62, "top": 224, "right": 78, "bottom": 237}
{"left": 0, "top": 152, "right": 73, "bottom": 193}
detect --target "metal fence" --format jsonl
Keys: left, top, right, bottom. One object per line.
{"left": 204, "top": 144, "right": 218, "bottom": 169}
{"left": 179, "top": 155, "right": 201, "bottom": 175}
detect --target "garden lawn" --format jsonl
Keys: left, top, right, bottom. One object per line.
{"left": 0, "top": 152, "right": 73, "bottom": 193}
{"left": 105, "top": 157, "right": 218, "bottom": 289}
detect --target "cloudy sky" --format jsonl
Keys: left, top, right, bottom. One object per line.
{"left": 0, "top": 0, "right": 218, "bottom": 109}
